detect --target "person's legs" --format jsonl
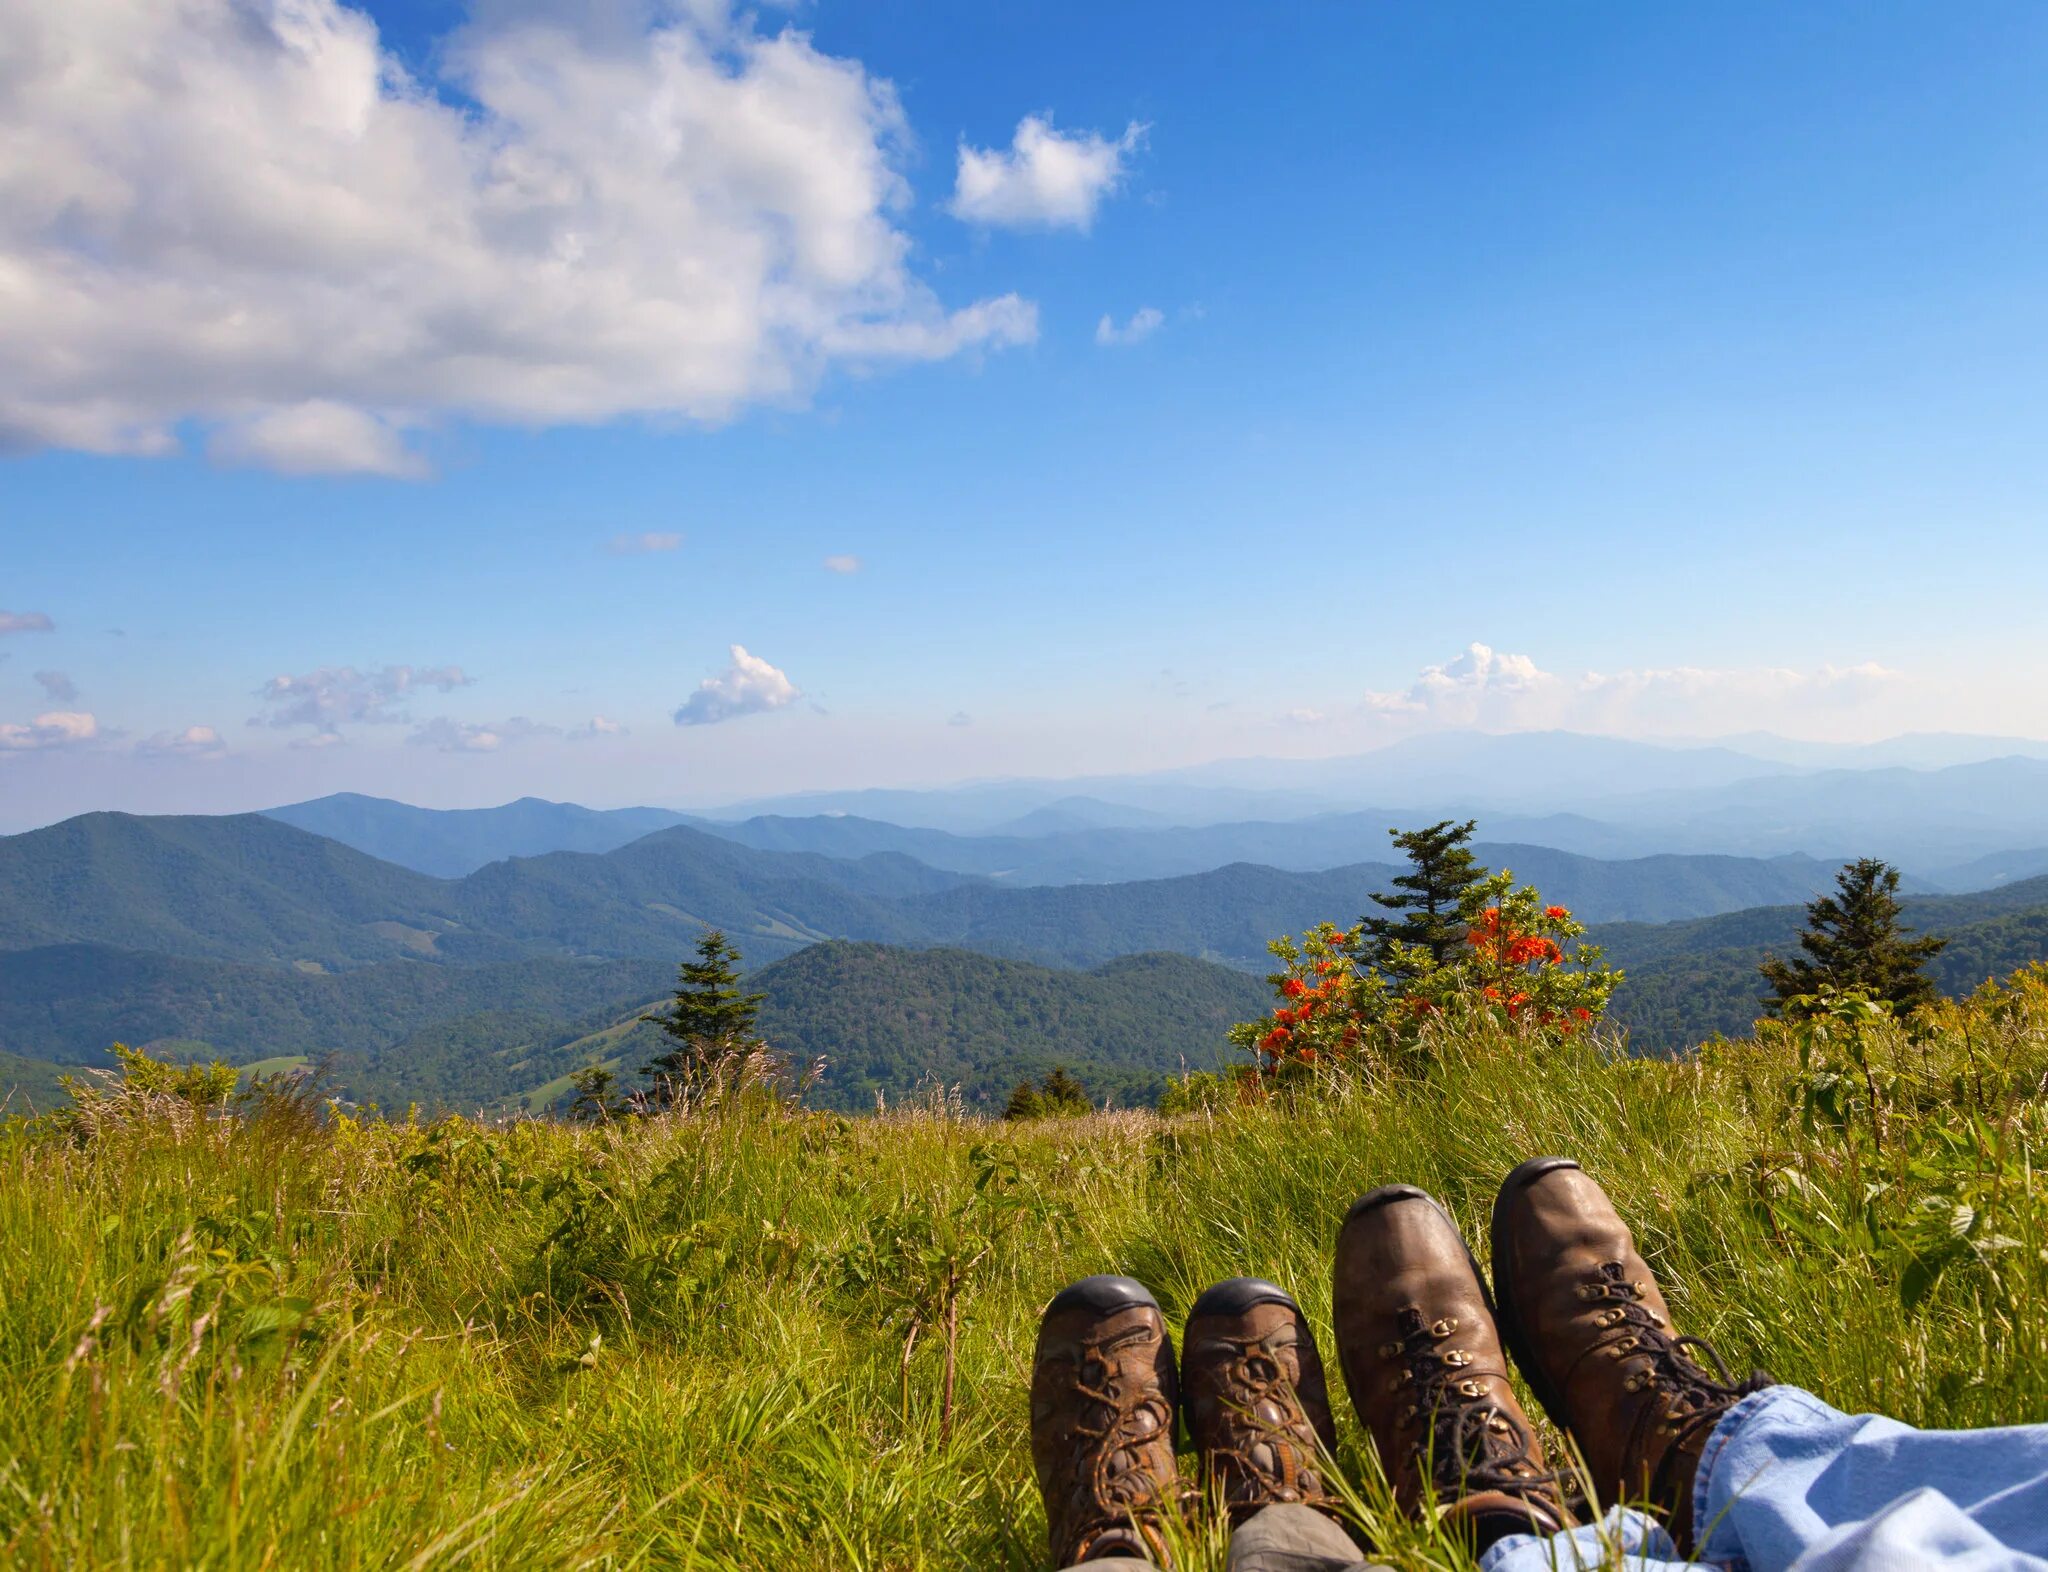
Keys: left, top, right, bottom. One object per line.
{"left": 1226, "top": 1503, "right": 1377, "bottom": 1572}
{"left": 1689, "top": 1383, "right": 2048, "bottom": 1569}
{"left": 1330, "top": 1186, "right": 1572, "bottom": 1555}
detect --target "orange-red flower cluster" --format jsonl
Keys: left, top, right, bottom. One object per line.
{"left": 1466, "top": 906, "right": 1564, "bottom": 968}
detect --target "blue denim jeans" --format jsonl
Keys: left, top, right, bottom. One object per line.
{"left": 1480, "top": 1386, "right": 2048, "bottom": 1571}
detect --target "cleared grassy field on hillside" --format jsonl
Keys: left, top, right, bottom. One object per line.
{"left": 3, "top": 974, "right": 2045, "bottom": 1569}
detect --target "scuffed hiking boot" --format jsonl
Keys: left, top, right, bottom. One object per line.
{"left": 1031, "top": 1275, "right": 1187, "bottom": 1565}
{"left": 1490, "top": 1158, "right": 1773, "bottom": 1553}
{"left": 1180, "top": 1277, "right": 1339, "bottom": 1522}
{"left": 1332, "top": 1187, "right": 1569, "bottom": 1549}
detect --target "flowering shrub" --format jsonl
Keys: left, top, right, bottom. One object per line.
{"left": 1228, "top": 871, "right": 1622, "bottom": 1085}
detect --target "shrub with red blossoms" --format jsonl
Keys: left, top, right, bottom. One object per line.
{"left": 1228, "top": 869, "right": 1622, "bottom": 1087}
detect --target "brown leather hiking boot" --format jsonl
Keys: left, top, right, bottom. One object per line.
{"left": 1180, "top": 1277, "right": 1339, "bottom": 1522}
{"left": 1031, "top": 1275, "right": 1187, "bottom": 1565}
{"left": 1332, "top": 1187, "right": 1569, "bottom": 1548}
{"left": 1490, "top": 1158, "right": 1772, "bottom": 1552}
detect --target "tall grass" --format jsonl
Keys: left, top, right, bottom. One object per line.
{"left": 3, "top": 973, "right": 2044, "bottom": 1569}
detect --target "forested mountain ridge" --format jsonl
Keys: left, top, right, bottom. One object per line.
{"left": 0, "top": 813, "right": 968, "bottom": 970}
{"left": 7, "top": 808, "right": 2048, "bottom": 1111}
{"left": 265, "top": 793, "right": 695, "bottom": 877}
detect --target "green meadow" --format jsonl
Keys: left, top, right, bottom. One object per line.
{"left": 3, "top": 973, "right": 2044, "bottom": 1570}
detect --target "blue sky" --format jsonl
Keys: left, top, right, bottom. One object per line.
{"left": 5, "top": 0, "right": 2048, "bottom": 827}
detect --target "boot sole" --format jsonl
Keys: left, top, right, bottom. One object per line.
{"left": 1486, "top": 1156, "right": 1582, "bottom": 1431}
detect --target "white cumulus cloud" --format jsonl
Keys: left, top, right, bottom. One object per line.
{"left": 1363, "top": 643, "right": 1563, "bottom": 728}
{"left": 1335, "top": 644, "right": 1915, "bottom": 740}
{"left": 252, "top": 664, "right": 472, "bottom": 737}
{"left": 1095, "top": 307, "right": 1164, "bottom": 347}
{"left": 208, "top": 402, "right": 429, "bottom": 478}
{"left": 0, "top": 0, "right": 1038, "bottom": 475}
{"left": 823, "top": 554, "right": 863, "bottom": 574}
{"left": 137, "top": 724, "right": 226, "bottom": 758}
{"left": 407, "top": 715, "right": 562, "bottom": 752}
{"left": 950, "top": 114, "right": 1144, "bottom": 230}
{"left": 0, "top": 610, "right": 55, "bottom": 636}
{"left": 674, "top": 644, "right": 800, "bottom": 726}
{"left": 0, "top": 711, "right": 98, "bottom": 751}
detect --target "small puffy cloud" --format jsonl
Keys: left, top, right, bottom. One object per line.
{"left": 823, "top": 554, "right": 863, "bottom": 574}
{"left": 1095, "top": 307, "right": 1163, "bottom": 347}
{"left": 674, "top": 644, "right": 800, "bottom": 726}
{"left": 137, "top": 724, "right": 225, "bottom": 758}
{"left": 0, "top": 610, "right": 55, "bottom": 636}
{"left": 1332, "top": 643, "right": 1916, "bottom": 739}
{"left": 0, "top": 711, "right": 97, "bottom": 751}
{"left": 946, "top": 710, "right": 973, "bottom": 727}
{"left": 32, "top": 670, "right": 78, "bottom": 703}
{"left": 1, "top": 0, "right": 1036, "bottom": 475}
{"left": 571, "top": 715, "right": 626, "bottom": 739}
{"left": 208, "top": 402, "right": 428, "bottom": 479}
{"left": 407, "top": 715, "right": 564, "bottom": 753}
{"left": 252, "top": 663, "right": 472, "bottom": 737}
{"left": 606, "top": 532, "right": 682, "bottom": 556}
{"left": 1363, "top": 643, "right": 1563, "bottom": 728}
{"left": 950, "top": 115, "right": 1144, "bottom": 230}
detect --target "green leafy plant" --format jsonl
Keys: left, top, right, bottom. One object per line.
{"left": 837, "top": 1145, "right": 1072, "bottom": 1439}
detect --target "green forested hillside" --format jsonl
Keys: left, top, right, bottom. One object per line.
{"left": 0, "top": 939, "right": 1264, "bottom": 1115}
{"left": 0, "top": 812, "right": 457, "bottom": 965}
{"left": 309, "top": 945, "right": 1262, "bottom": 1115}
{"left": 0, "top": 814, "right": 965, "bottom": 970}
{"left": 0, "top": 944, "right": 673, "bottom": 1068}
{"left": 752, "top": 943, "right": 1264, "bottom": 1111}
{"left": 1600, "top": 877, "right": 2048, "bottom": 1052}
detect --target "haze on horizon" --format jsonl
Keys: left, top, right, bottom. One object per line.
{"left": 7, "top": 1, "right": 2048, "bottom": 832}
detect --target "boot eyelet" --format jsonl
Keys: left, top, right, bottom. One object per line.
{"left": 1430, "top": 1317, "right": 1458, "bottom": 1337}
{"left": 1575, "top": 1283, "right": 1605, "bottom": 1301}
{"left": 1443, "top": 1349, "right": 1473, "bottom": 1368}
{"left": 1378, "top": 1341, "right": 1401, "bottom": 1359}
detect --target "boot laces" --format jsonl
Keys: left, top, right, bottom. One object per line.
{"left": 1565, "top": 1262, "right": 1772, "bottom": 1476}
{"left": 1062, "top": 1339, "right": 1182, "bottom": 1537}
{"left": 1386, "top": 1305, "right": 1558, "bottom": 1498}
{"left": 1204, "top": 1332, "right": 1320, "bottom": 1501}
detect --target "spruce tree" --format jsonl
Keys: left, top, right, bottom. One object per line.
{"left": 1361, "top": 819, "right": 1490, "bottom": 973}
{"left": 1761, "top": 858, "right": 1947, "bottom": 1017}
{"left": 1038, "top": 1065, "right": 1092, "bottom": 1116}
{"left": 566, "top": 1062, "right": 626, "bottom": 1122}
{"left": 640, "top": 929, "right": 767, "bottom": 1088}
{"left": 1002, "top": 1067, "right": 1091, "bottom": 1120}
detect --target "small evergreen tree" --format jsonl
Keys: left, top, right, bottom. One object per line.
{"left": 1038, "top": 1065, "right": 1092, "bottom": 1116}
{"left": 1360, "top": 819, "right": 1490, "bottom": 975}
{"left": 640, "top": 930, "right": 767, "bottom": 1094}
{"left": 566, "top": 1062, "right": 626, "bottom": 1122}
{"left": 1001, "top": 1066, "right": 1092, "bottom": 1120}
{"left": 1761, "top": 858, "right": 1947, "bottom": 1018}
